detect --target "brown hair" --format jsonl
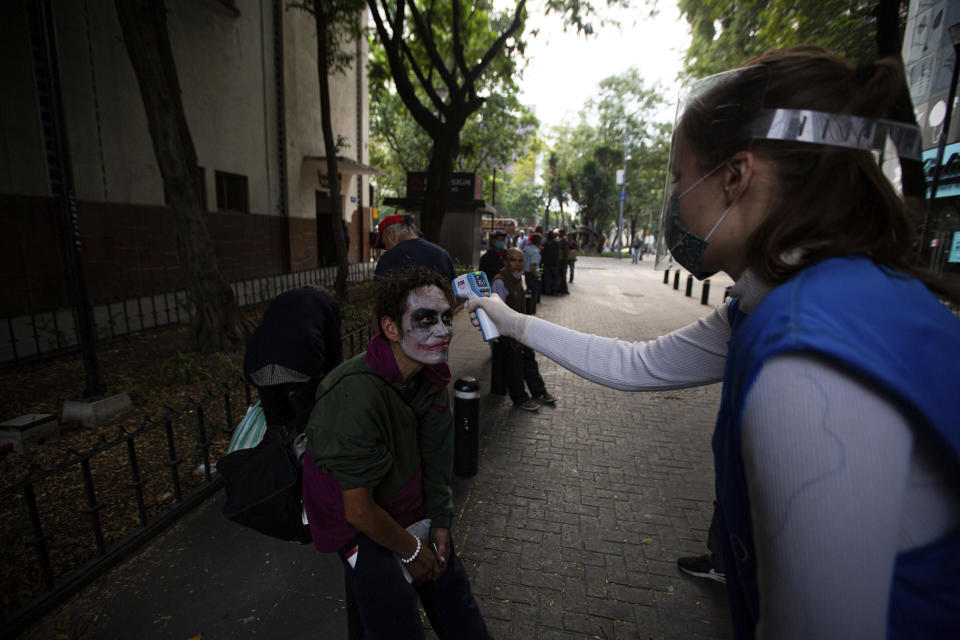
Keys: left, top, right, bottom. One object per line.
{"left": 678, "top": 46, "right": 959, "bottom": 303}
{"left": 373, "top": 266, "right": 455, "bottom": 336}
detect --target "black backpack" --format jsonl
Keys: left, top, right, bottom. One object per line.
{"left": 218, "top": 416, "right": 312, "bottom": 544}
{"left": 217, "top": 371, "right": 423, "bottom": 544}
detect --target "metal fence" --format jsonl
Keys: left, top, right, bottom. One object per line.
{"left": 0, "top": 317, "right": 375, "bottom": 637}
{"left": 1, "top": 262, "right": 376, "bottom": 367}
{"left": 0, "top": 380, "right": 247, "bottom": 637}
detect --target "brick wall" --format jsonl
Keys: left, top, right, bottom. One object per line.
{"left": 0, "top": 195, "right": 312, "bottom": 315}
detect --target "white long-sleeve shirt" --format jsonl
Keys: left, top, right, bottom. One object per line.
{"left": 518, "top": 271, "right": 960, "bottom": 640}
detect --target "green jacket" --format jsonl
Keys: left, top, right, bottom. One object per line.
{"left": 304, "top": 335, "right": 454, "bottom": 532}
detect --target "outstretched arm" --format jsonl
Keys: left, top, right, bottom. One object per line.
{"left": 465, "top": 295, "right": 730, "bottom": 390}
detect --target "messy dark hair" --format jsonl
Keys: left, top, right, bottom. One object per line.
{"left": 678, "top": 46, "right": 959, "bottom": 303}
{"left": 373, "top": 266, "right": 455, "bottom": 336}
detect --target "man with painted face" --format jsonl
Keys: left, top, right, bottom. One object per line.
{"left": 491, "top": 248, "right": 556, "bottom": 412}
{"left": 301, "top": 266, "right": 490, "bottom": 639}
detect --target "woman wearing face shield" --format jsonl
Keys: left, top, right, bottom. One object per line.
{"left": 466, "top": 47, "right": 960, "bottom": 640}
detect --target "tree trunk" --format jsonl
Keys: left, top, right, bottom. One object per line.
{"left": 420, "top": 128, "right": 459, "bottom": 243}
{"left": 314, "top": 4, "right": 349, "bottom": 298}
{"left": 115, "top": 0, "right": 251, "bottom": 353}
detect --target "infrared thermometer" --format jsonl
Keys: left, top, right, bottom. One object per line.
{"left": 452, "top": 272, "right": 500, "bottom": 341}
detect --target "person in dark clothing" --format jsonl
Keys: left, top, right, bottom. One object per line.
{"left": 522, "top": 233, "right": 542, "bottom": 305}
{"left": 490, "top": 249, "right": 556, "bottom": 411}
{"left": 566, "top": 233, "right": 579, "bottom": 283}
{"left": 478, "top": 231, "right": 507, "bottom": 282}
{"left": 243, "top": 287, "right": 343, "bottom": 427}
{"left": 540, "top": 230, "right": 561, "bottom": 295}
{"left": 374, "top": 214, "right": 456, "bottom": 283}
{"left": 556, "top": 229, "right": 570, "bottom": 295}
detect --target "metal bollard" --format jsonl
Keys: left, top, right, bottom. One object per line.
{"left": 685, "top": 274, "right": 693, "bottom": 297}
{"left": 673, "top": 270, "right": 680, "bottom": 290}
{"left": 701, "top": 279, "right": 711, "bottom": 305}
{"left": 663, "top": 268, "right": 670, "bottom": 284}
{"left": 453, "top": 377, "right": 481, "bottom": 477}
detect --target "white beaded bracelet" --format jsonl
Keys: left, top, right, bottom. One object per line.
{"left": 400, "top": 536, "right": 421, "bottom": 564}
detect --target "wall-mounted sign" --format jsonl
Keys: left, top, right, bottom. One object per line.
{"left": 405, "top": 172, "right": 483, "bottom": 200}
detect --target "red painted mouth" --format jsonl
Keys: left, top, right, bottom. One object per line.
{"left": 421, "top": 342, "right": 450, "bottom": 351}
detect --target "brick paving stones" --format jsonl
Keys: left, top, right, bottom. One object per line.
{"left": 446, "top": 257, "right": 734, "bottom": 640}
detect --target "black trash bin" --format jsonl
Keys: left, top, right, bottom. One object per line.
{"left": 453, "top": 377, "right": 481, "bottom": 477}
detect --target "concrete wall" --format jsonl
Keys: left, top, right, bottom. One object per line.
{"left": 0, "top": 1, "right": 52, "bottom": 198}
{"left": 283, "top": 7, "right": 370, "bottom": 223}
{"left": 0, "top": 0, "right": 372, "bottom": 315}
{"left": 41, "top": 0, "right": 281, "bottom": 213}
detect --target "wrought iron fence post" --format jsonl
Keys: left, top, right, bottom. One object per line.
{"left": 163, "top": 417, "right": 184, "bottom": 502}
{"left": 79, "top": 458, "right": 107, "bottom": 555}
{"left": 24, "top": 482, "right": 54, "bottom": 589}
{"left": 195, "top": 406, "right": 212, "bottom": 482}
{"left": 125, "top": 436, "right": 148, "bottom": 526}
{"left": 223, "top": 391, "right": 234, "bottom": 435}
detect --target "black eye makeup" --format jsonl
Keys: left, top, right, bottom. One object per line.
{"left": 411, "top": 308, "right": 453, "bottom": 327}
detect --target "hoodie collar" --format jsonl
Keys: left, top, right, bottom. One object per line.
{"left": 364, "top": 333, "right": 451, "bottom": 389}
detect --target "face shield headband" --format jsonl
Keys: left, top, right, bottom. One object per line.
{"left": 653, "top": 68, "right": 923, "bottom": 272}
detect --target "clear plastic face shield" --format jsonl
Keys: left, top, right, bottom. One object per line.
{"left": 653, "top": 67, "right": 922, "bottom": 276}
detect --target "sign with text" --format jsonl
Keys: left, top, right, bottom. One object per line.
{"left": 406, "top": 172, "right": 483, "bottom": 200}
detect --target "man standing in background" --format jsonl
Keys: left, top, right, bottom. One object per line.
{"left": 374, "top": 214, "right": 456, "bottom": 283}
{"left": 523, "top": 233, "right": 542, "bottom": 305}
{"left": 479, "top": 230, "right": 507, "bottom": 283}
{"left": 491, "top": 249, "right": 556, "bottom": 411}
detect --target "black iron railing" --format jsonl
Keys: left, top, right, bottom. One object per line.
{"left": 0, "top": 380, "right": 249, "bottom": 637}
{"left": 1, "top": 262, "right": 376, "bottom": 367}
{"left": 1, "top": 316, "right": 374, "bottom": 636}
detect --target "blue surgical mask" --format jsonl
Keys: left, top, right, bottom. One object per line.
{"left": 665, "top": 163, "right": 739, "bottom": 280}
{"left": 493, "top": 241, "right": 506, "bottom": 250}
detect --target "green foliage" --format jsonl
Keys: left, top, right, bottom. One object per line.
{"left": 544, "top": 67, "right": 670, "bottom": 241}
{"left": 369, "top": 47, "right": 539, "bottom": 203}
{"left": 161, "top": 350, "right": 209, "bottom": 385}
{"left": 677, "top": 0, "right": 887, "bottom": 78}
{"left": 367, "top": 1, "right": 539, "bottom": 210}
{"left": 542, "top": 0, "right": 635, "bottom": 36}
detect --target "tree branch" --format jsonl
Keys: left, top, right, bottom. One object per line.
{"left": 367, "top": 0, "right": 441, "bottom": 135}
{"left": 467, "top": 0, "right": 525, "bottom": 90}
{"left": 400, "top": 38, "right": 448, "bottom": 114}
{"left": 405, "top": 0, "right": 459, "bottom": 94}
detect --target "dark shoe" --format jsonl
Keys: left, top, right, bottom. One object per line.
{"left": 534, "top": 392, "right": 556, "bottom": 405}
{"left": 514, "top": 400, "right": 540, "bottom": 412}
{"left": 677, "top": 554, "right": 725, "bottom": 584}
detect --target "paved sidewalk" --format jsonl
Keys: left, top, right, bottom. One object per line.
{"left": 451, "top": 258, "right": 733, "bottom": 640}
{"left": 25, "top": 257, "right": 733, "bottom": 640}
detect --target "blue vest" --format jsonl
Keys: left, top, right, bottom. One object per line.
{"left": 713, "top": 256, "right": 960, "bottom": 639}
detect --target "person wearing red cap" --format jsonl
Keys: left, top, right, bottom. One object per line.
{"left": 374, "top": 214, "right": 456, "bottom": 283}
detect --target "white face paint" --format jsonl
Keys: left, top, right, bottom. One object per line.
{"left": 399, "top": 286, "right": 453, "bottom": 365}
